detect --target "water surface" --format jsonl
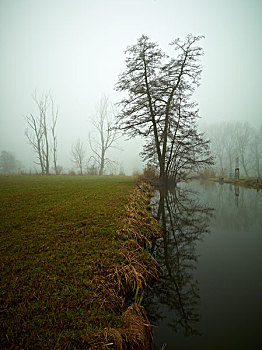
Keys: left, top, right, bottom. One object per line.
{"left": 146, "top": 181, "right": 262, "bottom": 349}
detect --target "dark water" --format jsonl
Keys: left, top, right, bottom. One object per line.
{"left": 146, "top": 181, "right": 262, "bottom": 350}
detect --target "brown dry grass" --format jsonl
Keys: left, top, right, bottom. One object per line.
{"left": 87, "top": 304, "right": 152, "bottom": 349}
{"left": 86, "top": 183, "right": 161, "bottom": 349}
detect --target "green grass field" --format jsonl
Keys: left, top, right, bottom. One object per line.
{"left": 0, "top": 175, "right": 136, "bottom": 349}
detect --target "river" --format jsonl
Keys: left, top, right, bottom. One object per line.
{"left": 146, "top": 180, "right": 262, "bottom": 349}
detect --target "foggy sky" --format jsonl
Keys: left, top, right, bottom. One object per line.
{"left": 0, "top": 0, "right": 261, "bottom": 174}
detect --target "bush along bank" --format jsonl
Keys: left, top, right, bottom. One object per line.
{"left": 86, "top": 183, "right": 161, "bottom": 349}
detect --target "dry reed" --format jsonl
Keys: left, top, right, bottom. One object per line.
{"left": 86, "top": 183, "right": 161, "bottom": 349}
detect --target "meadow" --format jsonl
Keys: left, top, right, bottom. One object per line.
{"left": 0, "top": 175, "right": 141, "bottom": 348}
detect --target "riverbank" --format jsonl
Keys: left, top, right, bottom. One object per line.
{"left": 0, "top": 176, "right": 161, "bottom": 349}
{"left": 233, "top": 178, "right": 262, "bottom": 190}
{"left": 207, "top": 177, "right": 262, "bottom": 190}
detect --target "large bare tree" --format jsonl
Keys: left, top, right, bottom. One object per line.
{"left": 116, "top": 34, "right": 212, "bottom": 182}
{"left": 25, "top": 92, "right": 58, "bottom": 175}
{"left": 89, "top": 95, "right": 119, "bottom": 175}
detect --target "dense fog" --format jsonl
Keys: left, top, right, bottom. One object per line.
{"left": 0, "top": 0, "right": 261, "bottom": 175}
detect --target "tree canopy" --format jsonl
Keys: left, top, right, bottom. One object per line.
{"left": 116, "top": 34, "right": 213, "bottom": 181}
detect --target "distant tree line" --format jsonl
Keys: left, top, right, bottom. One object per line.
{"left": 203, "top": 121, "right": 262, "bottom": 178}
{"left": 70, "top": 95, "right": 120, "bottom": 175}
{"left": 24, "top": 93, "right": 121, "bottom": 176}
{"left": 0, "top": 151, "right": 23, "bottom": 174}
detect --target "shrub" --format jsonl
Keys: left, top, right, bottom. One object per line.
{"left": 137, "top": 165, "right": 158, "bottom": 185}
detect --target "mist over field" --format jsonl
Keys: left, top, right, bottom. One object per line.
{"left": 1, "top": 2, "right": 262, "bottom": 347}
{"left": 0, "top": 0, "right": 261, "bottom": 175}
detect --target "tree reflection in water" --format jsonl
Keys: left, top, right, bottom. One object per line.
{"left": 146, "top": 184, "right": 213, "bottom": 338}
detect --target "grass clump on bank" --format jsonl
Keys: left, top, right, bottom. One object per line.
{"left": 0, "top": 176, "right": 160, "bottom": 349}
{"left": 87, "top": 182, "right": 161, "bottom": 349}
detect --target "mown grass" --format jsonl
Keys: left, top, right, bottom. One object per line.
{"left": 0, "top": 175, "right": 136, "bottom": 349}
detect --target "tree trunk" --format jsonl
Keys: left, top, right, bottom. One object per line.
{"left": 241, "top": 154, "right": 249, "bottom": 177}
{"left": 159, "top": 162, "right": 168, "bottom": 184}
{"left": 99, "top": 149, "right": 105, "bottom": 175}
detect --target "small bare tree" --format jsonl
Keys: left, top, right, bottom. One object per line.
{"left": 25, "top": 92, "right": 59, "bottom": 175}
{"left": 86, "top": 158, "right": 98, "bottom": 175}
{"left": 71, "top": 139, "right": 85, "bottom": 175}
{"left": 89, "top": 95, "right": 120, "bottom": 175}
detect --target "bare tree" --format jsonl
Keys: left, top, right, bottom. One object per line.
{"left": 0, "top": 151, "right": 19, "bottom": 174}
{"left": 50, "top": 96, "right": 58, "bottom": 175}
{"left": 25, "top": 113, "right": 45, "bottom": 174}
{"left": 234, "top": 122, "right": 251, "bottom": 177}
{"left": 116, "top": 34, "right": 212, "bottom": 182}
{"left": 71, "top": 139, "right": 85, "bottom": 175}
{"left": 25, "top": 93, "right": 48, "bottom": 174}
{"left": 25, "top": 92, "right": 59, "bottom": 175}
{"left": 209, "top": 129, "right": 226, "bottom": 174}
{"left": 250, "top": 125, "right": 262, "bottom": 178}
{"left": 204, "top": 121, "right": 262, "bottom": 178}
{"left": 223, "top": 123, "right": 237, "bottom": 175}
{"left": 86, "top": 159, "right": 98, "bottom": 175}
{"left": 141, "top": 86, "right": 212, "bottom": 180}
{"left": 89, "top": 95, "right": 119, "bottom": 175}
{"left": 206, "top": 122, "right": 237, "bottom": 176}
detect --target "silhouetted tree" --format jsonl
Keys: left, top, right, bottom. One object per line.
{"left": 147, "top": 185, "right": 213, "bottom": 336}
{"left": 141, "top": 85, "right": 213, "bottom": 180}
{"left": 116, "top": 34, "right": 212, "bottom": 182}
